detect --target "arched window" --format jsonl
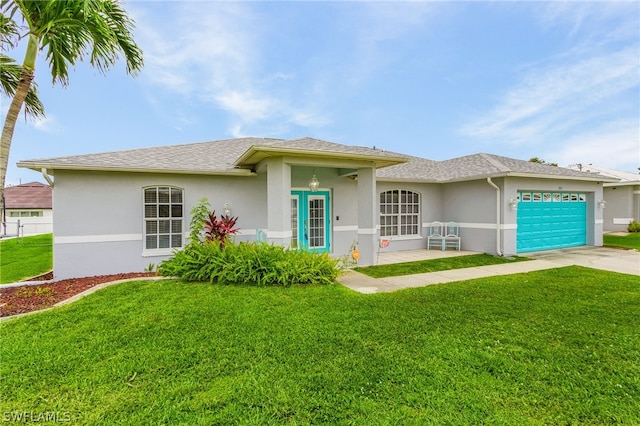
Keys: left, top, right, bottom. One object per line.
{"left": 144, "top": 186, "right": 184, "bottom": 250}
{"left": 379, "top": 190, "right": 420, "bottom": 237}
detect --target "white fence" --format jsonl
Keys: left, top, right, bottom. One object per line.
{"left": 1, "top": 218, "right": 53, "bottom": 237}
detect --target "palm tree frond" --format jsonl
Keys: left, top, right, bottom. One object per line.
{"left": 23, "top": 0, "right": 143, "bottom": 85}
{"left": 0, "top": 53, "right": 44, "bottom": 119}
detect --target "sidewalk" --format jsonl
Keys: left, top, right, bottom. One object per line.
{"left": 339, "top": 247, "right": 639, "bottom": 294}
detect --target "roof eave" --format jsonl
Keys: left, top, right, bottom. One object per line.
{"left": 440, "top": 171, "right": 620, "bottom": 184}
{"left": 505, "top": 171, "right": 619, "bottom": 183}
{"left": 603, "top": 180, "right": 640, "bottom": 187}
{"left": 16, "top": 161, "right": 256, "bottom": 177}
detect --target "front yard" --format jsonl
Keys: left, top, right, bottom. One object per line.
{"left": 603, "top": 232, "right": 640, "bottom": 250}
{"left": 1, "top": 266, "right": 638, "bottom": 425}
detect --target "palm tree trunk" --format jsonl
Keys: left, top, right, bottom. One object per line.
{"left": 0, "top": 35, "right": 37, "bottom": 225}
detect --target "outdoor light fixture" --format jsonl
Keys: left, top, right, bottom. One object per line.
{"left": 598, "top": 199, "right": 606, "bottom": 209}
{"left": 308, "top": 174, "right": 320, "bottom": 192}
{"left": 224, "top": 203, "right": 232, "bottom": 216}
{"left": 509, "top": 198, "right": 518, "bottom": 210}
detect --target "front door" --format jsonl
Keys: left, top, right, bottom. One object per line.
{"left": 291, "top": 190, "right": 330, "bottom": 253}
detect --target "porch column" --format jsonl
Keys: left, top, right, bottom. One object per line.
{"left": 357, "top": 166, "right": 377, "bottom": 265}
{"left": 266, "top": 157, "right": 292, "bottom": 248}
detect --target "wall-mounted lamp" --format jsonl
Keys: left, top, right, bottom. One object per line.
{"left": 598, "top": 199, "right": 606, "bottom": 209}
{"left": 509, "top": 198, "right": 518, "bottom": 210}
{"left": 308, "top": 175, "right": 320, "bottom": 192}
{"left": 223, "top": 202, "right": 232, "bottom": 216}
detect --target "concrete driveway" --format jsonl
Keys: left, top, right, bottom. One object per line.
{"left": 339, "top": 246, "right": 639, "bottom": 294}
{"left": 523, "top": 246, "right": 640, "bottom": 276}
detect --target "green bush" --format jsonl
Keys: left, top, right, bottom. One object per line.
{"left": 159, "top": 241, "right": 339, "bottom": 286}
{"left": 628, "top": 221, "right": 640, "bottom": 233}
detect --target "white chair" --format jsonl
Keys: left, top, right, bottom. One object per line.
{"left": 427, "top": 221, "right": 444, "bottom": 250}
{"left": 443, "top": 222, "right": 461, "bottom": 251}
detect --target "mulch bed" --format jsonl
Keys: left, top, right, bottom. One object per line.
{"left": 0, "top": 272, "right": 156, "bottom": 318}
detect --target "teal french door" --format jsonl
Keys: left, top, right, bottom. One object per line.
{"left": 291, "top": 190, "right": 330, "bottom": 253}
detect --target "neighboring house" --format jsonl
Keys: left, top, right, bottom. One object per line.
{"left": 18, "top": 137, "right": 615, "bottom": 279}
{"left": 567, "top": 164, "right": 640, "bottom": 232}
{"left": 3, "top": 181, "right": 53, "bottom": 237}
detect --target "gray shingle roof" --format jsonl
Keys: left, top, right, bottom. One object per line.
{"left": 19, "top": 137, "right": 407, "bottom": 174}
{"left": 20, "top": 137, "right": 274, "bottom": 174}
{"left": 19, "top": 138, "right": 611, "bottom": 182}
{"left": 377, "top": 153, "right": 612, "bottom": 182}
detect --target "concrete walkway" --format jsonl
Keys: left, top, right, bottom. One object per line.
{"left": 339, "top": 247, "right": 640, "bottom": 294}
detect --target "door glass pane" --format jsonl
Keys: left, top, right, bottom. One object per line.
{"left": 308, "top": 198, "right": 325, "bottom": 249}
{"left": 291, "top": 197, "right": 299, "bottom": 249}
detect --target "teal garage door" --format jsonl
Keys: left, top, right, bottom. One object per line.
{"left": 517, "top": 192, "right": 587, "bottom": 253}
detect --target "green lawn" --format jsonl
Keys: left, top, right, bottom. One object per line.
{"left": 355, "top": 253, "right": 529, "bottom": 278}
{"left": 604, "top": 233, "right": 640, "bottom": 250}
{"left": 2, "top": 266, "right": 639, "bottom": 425}
{"left": 0, "top": 233, "right": 52, "bottom": 283}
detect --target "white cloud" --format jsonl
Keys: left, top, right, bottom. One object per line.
{"left": 548, "top": 119, "right": 639, "bottom": 172}
{"left": 130, "top": 1, "right": 441, "bottom": 138}
{"left": 462, "top": 45, "right": 639, "bottom": 142}
{"left": 131, "top": 2, "right": 330, "bottom": 137}
{"left": 31, "top": 115, "right": 59, "bottom": 133}
{"left": 214, "top": 90, "right": 278, "bottom": 123}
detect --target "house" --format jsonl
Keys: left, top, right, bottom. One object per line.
{"left": 3, "top": 181, "right": 53, "bottom": 237}
{"left": 17, "top": 137, "right": 615, "bottom": 279}
{"left": 567, "top": 164, "right": 640, "bottom": 232}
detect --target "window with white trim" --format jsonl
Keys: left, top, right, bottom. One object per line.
{"left": 379, "top": 190, "right": 420, "bottom": 237}
{"left": 144, "top": 187, "right": 183, "bottom": 250}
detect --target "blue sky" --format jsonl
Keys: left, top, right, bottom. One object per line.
{"left": 3, "top": 1, "right": 639, "bottom": 186}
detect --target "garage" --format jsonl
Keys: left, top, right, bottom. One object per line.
{"left": 516, "top": 191, "right": 587, "bottom": 253}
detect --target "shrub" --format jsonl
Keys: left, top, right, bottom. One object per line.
{"left": 628, "top": 221, "right": 640, "bottom": 233}
{"left": 204, "top": 211, "right": 239, "bottom": 248}
{"left": 159, "top": 241, "right": 340, "bottom": 286}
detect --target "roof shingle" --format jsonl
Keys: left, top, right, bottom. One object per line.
{"left": 4, "top": 182, "right": 52, "bottom": 209}
{"left": 18, "top": 138, "right": 612, "bottom": 183}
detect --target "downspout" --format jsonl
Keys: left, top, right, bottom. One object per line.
{"left": 41, "top": 168, "right": 54, "bottom": 188}
{"left": 486, "top": 177, "right": 503, "bottom": 256}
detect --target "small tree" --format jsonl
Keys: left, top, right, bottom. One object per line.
{"left": 188, "top": 198, "right": 211, "bottom": 244}
{"left": 529, "top": 157, "right": 558, "bottom": 167}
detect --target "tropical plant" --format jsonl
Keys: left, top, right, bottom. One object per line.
{"left": 187, "top": 198, "right": 212, "bottom": 244}
{"left": 204, "top": 210, "right": 239, "bottom": 248}
{"left": 0, "top": 0, "right": 144, "bottom": 223}
{"left": 158, "top": 241, "right": 339, "bottom": 286}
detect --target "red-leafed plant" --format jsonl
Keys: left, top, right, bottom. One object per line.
{"left": 204, "top": 211, "right": 239, "bottom": 248}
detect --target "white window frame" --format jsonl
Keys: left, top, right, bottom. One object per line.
{"left": 379, "top": 190, "right": 421, "bottom": 238}
{"left": 143, "top": 186, "right": 184, "bottom": 255}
